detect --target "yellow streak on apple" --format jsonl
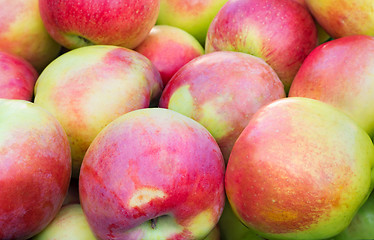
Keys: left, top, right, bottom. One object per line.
{"left": 186, "top": 209, "right": 216, "bottom": 239}
{"left": 129, "top": 188, "right": 167, "bottom": 208}
{"left": 168, "top": 85, "right": 194, "bottom": 117}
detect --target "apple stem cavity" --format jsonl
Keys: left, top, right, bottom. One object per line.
{"left": 150, "top": 218, "right": 157, "bottom": 229}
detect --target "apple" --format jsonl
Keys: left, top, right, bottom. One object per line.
{"left": 289, "top": 35, "right": 374, "bottom": 138}
{"left": 225, "top": 97, "right": 374, "bottom": 240}
{"left": 157, "top": 0, "right": 229, "bottom": 45}
{"left": 79, "top": 108, "right": 225, "bottom": 240}
{"left": 305, "top": 0, "right": 374, "bottom": 39}
{"left": 39, "top": 0, "right": 159, "bottom": 50}
{"left": 205, "top": 0, "right": 318, "bottom": 92}
{"left": 0, "top": 0, "right": 61, "bottom": 72}
{"left": 0, "top": 99, "right": 71, "bottom": 240}
{"left": 159, "top": 51, "right": 285, "bottom": 162}
{"left": 135, "top": 25, "right": 204, "bottom": 86}
{"left": 32, "top": 204, "right": 97, "bottom": 240}
{"left": 204, "top": 226, "right": 220, "bottom": 240}
{"left": 34, "top": 45, "right": 163, "bottom": 178}
{"left": 0, "top": 51, "right": 38, "bottom": 101}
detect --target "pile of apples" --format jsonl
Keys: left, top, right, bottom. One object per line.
{"left": 1, "top": 0, "right": 374, "bottom": 239}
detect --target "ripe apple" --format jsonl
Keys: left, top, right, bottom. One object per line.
{"left": 306, "top": 0, "right": 374, "bottom": 39}
{"left": 159, "top": 51, "right": 285, "bottom": 162}
{"left": 79, "top": 108, "right": 225, "bottom": 240}
{"left": 289, "top": 35, "right": 374, "bottom": 138}
{"left": 205, "top": 0, "right": 318, "bottom": 92}
{"left": 32, "top": 204, "right": 97, "bottom": 240}
{"left": 0, "top": 99, "right": 71, "bottom": 240}
{"left": 0, "top": 0, "right": 61, "bottom": 72}
{"left": 157, "top": 0, "right": 229, "bottom": 44}
{"left": 34, "top": 45, "right": 163, "bottom": 178}
{"left": 226, "top": 97, "right": 374, "bottom": 240}
{"left": 39, "top": 0, "right": 159, "bottom": 50}
{"left": 0, "top": 51, "right": 38, "bottom": 101}
{"left": 135, "top": 25, "right": 204, "bottom": 86}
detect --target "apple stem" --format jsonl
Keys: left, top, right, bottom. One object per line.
{"left": 150, "top": 218, "right": 157, "bottom": 229}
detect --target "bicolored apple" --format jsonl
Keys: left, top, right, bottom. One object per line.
{"left": 79, "top": 108, "right": 225, "bottom": 240}
{"left": 159, "top": 51, "right": 285, "bottom": 162}
{"left": 0, "top": 51, "right": 38, "bottom": 101}
{"left": 157, "top": 0, "right": 229, "bottom": 44}
{"left": 0, "top": 99, "right": 71, "bottom": 240}
{"left": 34, "top": 45, "right": 163, "bottom": 178}
{"left": 135, "top": 25, "right": 204, "bottom": 86}
{"left": 0, "top": 0, "right": 61, "bottom": 72}
{"left": 289, "top": 35, "right": 374, "bottom": 138}
{"left": 39, "top": 0, "right": 159, "bottom": 50}
{"left": 205, "top": 0, "right": 318, "bottom": 92}
{"left": 306, "top": 0, "right": 374, "bottom": 39}
{"left": 226, "top": 97, "right": 374, "bottom": 240}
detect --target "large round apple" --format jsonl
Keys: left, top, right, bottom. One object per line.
{"left": 0, "top": 99, "right": 71, "bottom": 240}
{"left": 159, "top": 51, "right": 285, "bottom": 162}
{"left": 205, "top": 0, "right": 318, "bottom": 92}
{"left": 79, "top": 108, "right": 225, "bottom": 240}
{"left": 226, "top": 97, "right": 374, "bottom": 239}
{"left": 39, "top": 0, "right": 159, "bottom": 49}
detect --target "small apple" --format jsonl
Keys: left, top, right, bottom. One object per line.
{"left": 205, "top": 0, "right": 318, "bottom": 92}
{"left": 226, "top": 97, "right": 374, "bottom": 240}
{"left": 159, "top": 51, "right": 285, "bottom": 162}
{"left": 157, "top": 0, "right": 229, "bottom": 44}
{"left": 34, "top": 45, "right": 163, "bottom": 178}
{"left": 135, "top": 25, "right": 204, "bottom": 86}
{"left": 79, "top": 108, "right": 225, "bottom": 240}
{"left": 0, "top": 51, "right": 38, "bottom": 101}
{"left": 0, "top": 0, "right": 61, "bottom": 72}
{"left": 39, "top": 0, "right": 159, "bottom": 50}
{"left": 32, "top": 204, "right": 97, "bottom": 240}
{"left": 0, "top": 99, "right": 71, "bottom": 240}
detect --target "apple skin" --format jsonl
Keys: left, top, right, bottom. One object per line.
{"left": 0, "top": 0, "right": 61, "bottom": 72}
{"left": 79, "top": 108, "right": 225, "bottom": 240}
{"left": 289, "top": 35, "right": 374, "bottom": 138}
{"left": 34, "top": 45, "right": 163, "bottom": 178}
{"left": 203, "top": 226, "right": 220, "bottom": 240}
{"left": 305, "top": 0, "right": 374, "bottom": 39}
{"left": 159, "top": 51, "right": 285, "bottom": 162}
{"left": 39, "top": 0, "right": 159, "bottom": 50}
{"left": 0, "top": 51, "right": 38, "bottom": 101}
{"left": 225, "top": 97, "right": 374, "bottom": 240}
{"left": 135, "top": 25, "right": 204, "bottom": 86}
{"left": 157, "top": 0, "right": 229, "bottom": 45}
{"left": 32, "top": 204, "right": 97, "bottom": 240}
{"left": 0, "top": 99, "right": 71, "bottom": 240}
{"left": 205, "top": 0, "right": 318, "bottom": 92}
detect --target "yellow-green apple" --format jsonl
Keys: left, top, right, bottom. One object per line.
{"left": 289, "top": 35, "right": 374, "bottom": 138}
{"left": 205, "top": 0, "right": 318, "bottom": 92}
{"left": 135, "top": 25, "right": 204, "bottom": 86}
{"left": 159, "top": 51, "right": 285, "bottom": 162}
{"left": 0, "top": 99, "right": 71, "bottom": 240}
{"left": 226, "top": 97, "right": 374, "bottom": 240}
{"left": 306, "top": 0, "right": 374, "bottom": 39}
{"left": 157, "top": 0, "right": 229, "bottom": 44}
{"left": 0, "top": 51, "right": 38, "bottom": 101}
{"left": 79, "top": 108, "right": 225, "bottom": 240}
{"left": 34, "top": 45, "right": 162, "bottom": 178}
{"left": 204, "top": 226, "right": 220, "bottom": 240}
{"left": 32, "top": 204, "right": 97, "bottom": 240}
{"left": 0, "top": 0, "right": 61, "bottom": 72}
{"left": 39, "top": 0, "right": 159, "bottom": 50}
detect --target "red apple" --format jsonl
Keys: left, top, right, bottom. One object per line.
{"left": 0, "top": 0, "right": 61, "bottom": 72}
{"left": 159, "top": 51, "right": 285, "bottom": 161}
{"left": 34, "top": 45, "right": 163, "bottom": 178}
{"left": 0, "top": 99, "right": 71, "bottom": 240}
{"left": 289, "top": 35, "right": 374, "bottom": 137}
{"left": 226, "top": 97, "right": 374, "bottom": 239}
{"left": 0, "top": 51, "right": 38, "bottom": 101}
{"left": 39, "top": 0, "right": 159, "bottom": 50}
{"left": 135, "top": 25, "right": 204, "bottom": 86}
{"left": 79, "top": 108, "right": 225, "bottom": 240}
{"left": 205, "top": 0, "right": 318, "bottom": 92}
